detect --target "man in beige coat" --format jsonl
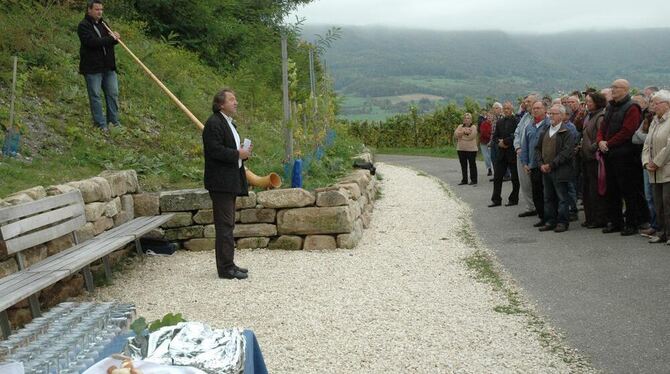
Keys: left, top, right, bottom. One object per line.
{"left": 642, "top": 90, "right": 670, "bottom": 244}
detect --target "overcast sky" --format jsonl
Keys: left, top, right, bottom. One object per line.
{"left": 292, "top": 0, "right": 670, "bottom": 33}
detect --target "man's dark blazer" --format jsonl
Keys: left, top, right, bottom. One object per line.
{"left": 202, "top": 112, "right": 249, "bottom": 196}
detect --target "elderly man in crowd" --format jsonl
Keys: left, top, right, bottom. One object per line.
{"left": 488, "top": 102, "right": 505, "bottom": 181}
{"left": 644, "top": 86, "right": 659, "bottom": 99}
{"left": 601, "top": 88, "right": 613, "bottom": 102}
{"left": 642, "top": 90, "right": 670, "bottom": 244}
{"left": 514, "top": 94, "right": 539, "bottom": 217}
{"left": 561, "top": 106, "right": 580, "bottom": 221}
{"left": 489, "top": 102, "right": 520, "bottom": 207}
{"left": 597, "top": 79, "right": 651, "bottom": 236}
{"left": 537, "top": 105, "right": 576, "bottom": 233}
{"left": 567, "top": 95, "right": 585, "bottom": 131}
{"left": 521, "top": 100, "right": 552, "bottom": 227}
{"left": 633, "top": 93, "right": 659, "bottom": 235}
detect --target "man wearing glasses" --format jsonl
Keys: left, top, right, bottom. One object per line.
{"left": 597, "top": 79, "right": 651, "bottom": 236}
{"left": 536, "top": 105, "right": 576, "bottom": 233}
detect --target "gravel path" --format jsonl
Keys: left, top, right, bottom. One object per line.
{"left": 92, "top": 163, "right": 582, "bottom": 373}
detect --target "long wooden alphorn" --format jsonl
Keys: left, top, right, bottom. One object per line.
{"left": 103, "top": 21, "right": 282, "bottom": 188}
{"left": 101, "top": 21, "right": 204, "bottom": 130}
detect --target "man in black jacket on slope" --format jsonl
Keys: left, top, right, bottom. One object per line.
{"left": 77, "top": 0, "right": 120, "bottom": 130}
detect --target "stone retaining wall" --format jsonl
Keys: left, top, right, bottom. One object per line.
{"left": 154, "top": 168, "right": 378, "bottom": 251}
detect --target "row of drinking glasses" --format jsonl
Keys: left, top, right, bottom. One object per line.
{"left": 0, "top": 302, "right": 135, "bottom": 373}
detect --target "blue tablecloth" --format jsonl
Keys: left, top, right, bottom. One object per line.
{"left": 242, "top": 330, "right": 268, "bottom": 374}
{"left": 96, "top": 329, "right": 267, "bottom": 373}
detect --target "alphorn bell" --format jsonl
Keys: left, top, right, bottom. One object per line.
{"left": 101, "top": 21, "right": 281, "bottom": 189}
{"left": 245, "top": 168, "right": 282, "bottom": 190}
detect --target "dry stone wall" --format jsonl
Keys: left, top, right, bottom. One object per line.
{"left": 158, "top": 168, "right": 378, "bottom": 251}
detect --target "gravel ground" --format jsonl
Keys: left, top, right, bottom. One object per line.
{"left": 92, "top": 163, "right": 584, "bottom": 373}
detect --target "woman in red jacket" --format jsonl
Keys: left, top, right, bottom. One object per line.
{"left": 478, "top": 112, "right": 493, "bottom": 176}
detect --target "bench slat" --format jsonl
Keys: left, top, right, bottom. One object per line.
{"left": 0, "top": 271, "right": 43, "bottom": 289}
{"left": 95, "top": 214, "right": 174, "bottom": 241}
{"left": 134, "top": 214, "right": 175, "bottom": 237}
{"left": 0, "top": 191, "right": 82, "bottom": 224}
{"left": 26, "top": 236, "right": 132, "bottom": 274}
{"left": 95, "top": 216, "right": 154, "bottom": 240}
{"left": 0, "top": 271, "right": 69, "bottom": 311}
{"left": 4, "top": 215, "right": 87, "bottom": 256}
{"left": 1, "top": 203, "right": 85, "bottom": 241}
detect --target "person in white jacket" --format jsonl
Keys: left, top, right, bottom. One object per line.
{"left": 642, "top": 90, "right": 670, "bottom": 244}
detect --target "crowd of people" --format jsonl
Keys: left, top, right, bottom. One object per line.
{"left": 454, "top": 79, "right": 670, "bottom": 242}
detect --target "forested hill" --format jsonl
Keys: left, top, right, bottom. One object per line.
{"left": 0, "top": 1, "right": 353, "bottom": 197}
{"left": 303, "top": 25, "right": 670, "bottom": 102}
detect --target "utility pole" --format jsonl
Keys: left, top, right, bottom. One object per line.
{"left": 281, "top": 33, "right": 292, "bottom": 163}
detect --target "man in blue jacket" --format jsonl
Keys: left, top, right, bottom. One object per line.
{"left": 520, "top": 101, "right": 551, "bottom": 227}
{"left": 78, "top": 0, "right": 120, "bottom": 130}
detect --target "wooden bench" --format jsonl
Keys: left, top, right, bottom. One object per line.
{"left": 0, "top": 190, "right": 174, "bottom": 338}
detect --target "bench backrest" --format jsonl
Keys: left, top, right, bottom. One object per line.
{"left": 0, "top": 191, "right": 85, "bottom": 268}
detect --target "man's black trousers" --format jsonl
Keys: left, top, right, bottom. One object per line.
{"left": 210, "top": 191, "right": 237, "bottom": 274}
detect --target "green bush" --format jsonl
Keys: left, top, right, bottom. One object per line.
{"left": 347, "top": 100, "right": 482, "bottom": 148}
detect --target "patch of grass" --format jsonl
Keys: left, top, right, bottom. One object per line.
{"left": 375, "top": 188, "right": 382, "bottom": 200}
{"left": 464, "top": 248, "right": 524, "bottom": 315}
{"left": 456, "top": 216, "right": 478, "bottom": 249}
{"left": 437, "top": 180, "right": 453, "bottom": 198}
{"left": 416, "top": 171, "right": 428, "bottom": 177}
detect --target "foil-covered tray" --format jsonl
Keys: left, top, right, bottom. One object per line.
{"left": 126, "top": 322, "right": 245, "bottom": 374}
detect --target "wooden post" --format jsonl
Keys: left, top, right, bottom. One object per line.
{"left": 308, "top": 47, "right": 319, "bottom": 143}
{"left": 281, "top": 33, "right": 293, "bottom": 163}
{"left": 0, "top": 310, "right": 11, "bottom": 338}
{"left": 8, "top": 56, "right": 17, "bottom": 131}
{"left": 308, "top": 48, "right": 316, "bottom": 99}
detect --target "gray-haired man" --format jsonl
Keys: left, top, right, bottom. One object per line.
{"left": 514, "top": 94, "right": 538, "bottom": 217}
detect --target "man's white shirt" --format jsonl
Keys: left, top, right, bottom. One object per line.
{"left": 221, "top": 111, "right": 242, "bottom": 168}
{"left": 549, "top": 122, "right": 562, "bottom": 138}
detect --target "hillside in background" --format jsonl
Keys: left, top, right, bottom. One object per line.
{"left": 0, "top": 1, "right": 356, "bottom": 197}
{"left": 301, "top": 26, "right": 670, "bottom": 119}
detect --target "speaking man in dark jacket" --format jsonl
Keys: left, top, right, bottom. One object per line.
{"left": 536, "top": 104, "right": 576, "bottom": 233}
{"left": 77, "top": 0, "right": 120, "bottom": 130}
{"left": 203, "top": 89, "right": 251, "bottom": 280}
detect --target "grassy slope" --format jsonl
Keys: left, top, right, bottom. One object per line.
{"left": 0, "top": 5, "right": 357, "bottom": 197}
